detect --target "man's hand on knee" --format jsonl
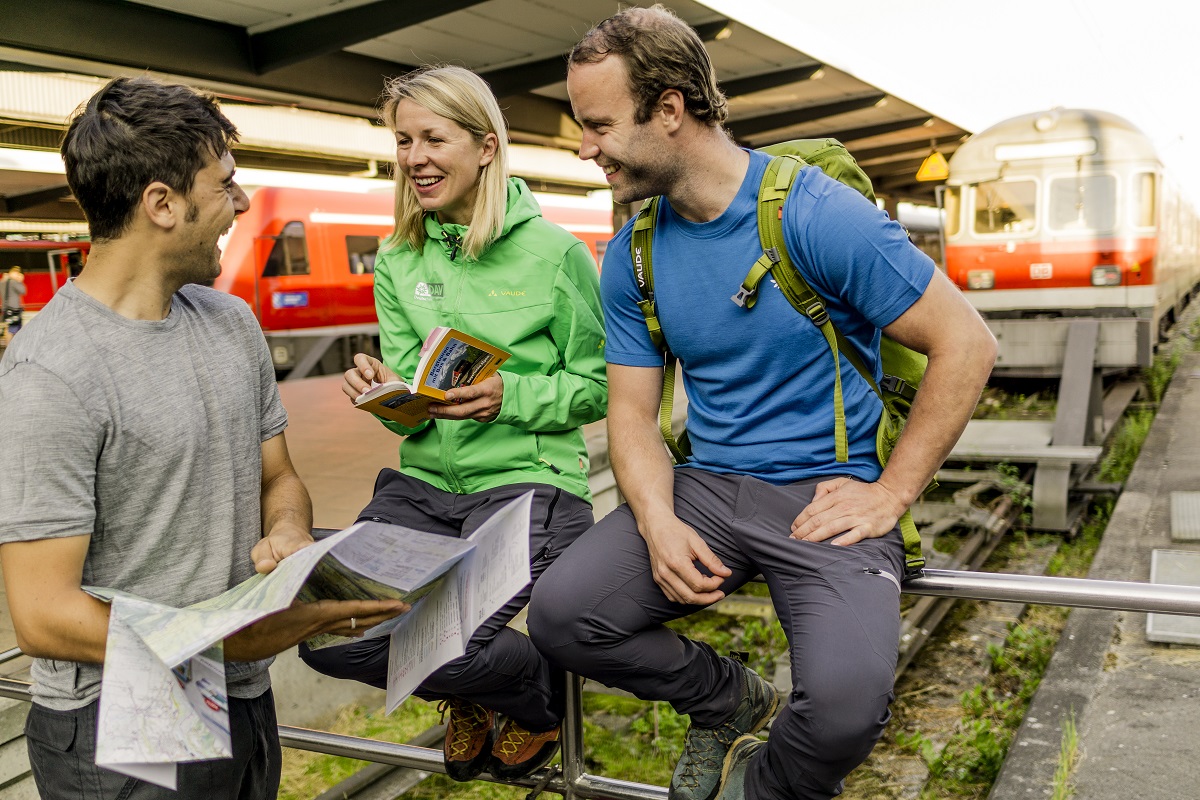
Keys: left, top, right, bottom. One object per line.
{"left": 640, "top": 518, "right": 730, "bottom": 606}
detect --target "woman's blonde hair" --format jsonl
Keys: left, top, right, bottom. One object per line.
{"left": 382, "top": 66, "right": 509, "bottom": 260}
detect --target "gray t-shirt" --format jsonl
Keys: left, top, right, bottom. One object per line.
{"left": 0, "top": 281, "right": 287, "bottom": 709}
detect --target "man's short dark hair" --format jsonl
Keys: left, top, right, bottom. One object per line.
{"left": 569, "top": 4, "right": 728, "bottom": 127}
{"left": 61, "top": 77, "right": 239, "bottom": 242}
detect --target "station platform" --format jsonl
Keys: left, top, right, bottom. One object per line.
{"left": 992, "top": 348, "right": 1200, "bottom": 799}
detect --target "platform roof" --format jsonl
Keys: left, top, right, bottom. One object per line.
{"left": 0, "top": 0, "right": 968, "bottom": 222}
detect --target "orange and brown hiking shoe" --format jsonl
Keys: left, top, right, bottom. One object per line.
{"left": 489, "top": 718, "right": 561, "bottom": 780}
{"left": 438, "top": 698, "right": 496, "bottom": 782}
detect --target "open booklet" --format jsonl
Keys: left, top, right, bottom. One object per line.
{"left": 88, "top": 493, "right": 532, "bottom": 789}
{"left": 354, "top": 326, "right": 511, "bottom": 426}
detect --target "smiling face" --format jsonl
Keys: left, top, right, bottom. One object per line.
{"left": 394, "top": 98, "right": 498, "bottom": 227}
{"left": 179, "top": 151, "right": 248, "bottom": 285}
{"left": 568, "top": 55, "right": 679, "bottom": 205}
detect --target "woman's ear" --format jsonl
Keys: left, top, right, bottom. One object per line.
{"left": 478, "top": 132, "right": 499, "bottom": 168}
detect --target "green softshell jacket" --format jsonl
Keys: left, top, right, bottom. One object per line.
{"left": 373, "top": 178, "right": 608, "bottom": 501}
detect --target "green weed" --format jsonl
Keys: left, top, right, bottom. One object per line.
{"left": 1050, "top": 713, "right": 1080, "bottom": 800}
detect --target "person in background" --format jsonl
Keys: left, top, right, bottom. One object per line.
{"left": 1, "top": 266, "right": 26, "bottom": 342}
{"left": 298, "top": 65, "right": 607, "bottom": 783}
{"left": 0, "top": 76, "right": 407, "bottom": 800}
{"left": 529, "top": 7, "right": 996, "bottom": 800}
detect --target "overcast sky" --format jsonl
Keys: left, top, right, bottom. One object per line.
{"left": 704, "top": 0, "right": 1200, "bottom": 204}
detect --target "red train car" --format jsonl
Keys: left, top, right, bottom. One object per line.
{"left": 0, "top": 240, "right": 89, "bottom": 312}
{"left": 213, "top": 186, "right": 612, "bottom": 374}
{"left": 943, "top": 109, "right": 1200, "bottom": 373}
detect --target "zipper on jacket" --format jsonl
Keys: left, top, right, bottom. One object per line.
{"left": 446, "top": 233, "right": 462, "bottom": 261}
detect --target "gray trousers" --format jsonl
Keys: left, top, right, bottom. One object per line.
{"left": 528, "top": 468, "right": 905, "bottom": 800}
{"left": 25, "top": 689, "right": 280, "bottom": 800}
{"left": 299, "top": 469, "right": 593, "bottom": 731}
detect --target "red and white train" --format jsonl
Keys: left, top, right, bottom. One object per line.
{"left": 943, "top": 108, "right": 1200, "bottom": 373}
{"left": 3, "top": 186, "right": 613, "bottom": 374}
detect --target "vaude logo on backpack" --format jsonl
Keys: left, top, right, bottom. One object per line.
{"left": 628, "top": 138, "right": 929, "bottom": 573}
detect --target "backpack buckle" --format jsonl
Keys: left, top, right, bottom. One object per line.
{"left": 881, "top": 374, "right": 916, "bottom": 401}
{"left": 804, "top": 301, "right": 829, "bottom": 326}
{"left": 731, "top": 286, "right": 756, "bottom": 308}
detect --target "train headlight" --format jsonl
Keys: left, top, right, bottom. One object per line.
{"left": 1091, "top": 265, "right": 1121, "bottom": 286}
{"left": 967, "top": 270, "right": 995, "bottom": 290}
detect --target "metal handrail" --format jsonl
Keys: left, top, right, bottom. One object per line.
{"left": 1, "top": 568, "right": 1198, "bottom": 800}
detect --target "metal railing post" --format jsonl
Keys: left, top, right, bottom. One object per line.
{"left": 561, "top": 672, "right": 586, "bottom": 800}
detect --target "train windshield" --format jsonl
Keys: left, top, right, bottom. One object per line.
{"left": 1049, "top": 174, "right": 1116, "bottom": 232}
{"left": 972, "top": 180, "right": 1036, "bottom": 235}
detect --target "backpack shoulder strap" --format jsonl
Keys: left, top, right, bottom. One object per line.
{"left": 629, "top": 197, "right": 690, "bottom": 465}
{"left": 754, "top": 155, "right": 925, "bottom": 573}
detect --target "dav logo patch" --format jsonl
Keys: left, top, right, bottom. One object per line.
{"left": 414, "top": 282, "right": 445, "bottom": 300}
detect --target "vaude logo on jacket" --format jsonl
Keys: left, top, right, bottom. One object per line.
{"left": 414, "top": 282, "right": 445, "bottom": 300}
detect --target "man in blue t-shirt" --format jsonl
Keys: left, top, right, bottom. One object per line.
{"left": 528, "top": 7, "right": 996, "bottom": 800}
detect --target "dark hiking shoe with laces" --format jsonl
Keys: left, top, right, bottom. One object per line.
{"left": 439, "top": 699, "right": 496, "bottom": 782}
{"left": 713, "top": 735, "right": 766, "bottom": 800}
{"left": 489, "top": 718, "right": 561, "bottom": 780}
{"left": 668, "top": 662, "right": 780, "bottom": 800}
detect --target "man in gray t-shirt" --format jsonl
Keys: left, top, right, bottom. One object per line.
{"left": 0, "top": 77, "right": 407, "bottom": 800}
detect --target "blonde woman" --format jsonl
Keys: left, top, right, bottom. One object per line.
{"left": 299, "top": 66, "right": 607, "bottom": 782}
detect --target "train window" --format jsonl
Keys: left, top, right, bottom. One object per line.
{"left": 0, "top": 248, "right": 86, "bottom": 275}
{"left": 972, "top": 181, "right": 1036, "bottom": 235}
{"left": 943, "top": 187, "right": 961, "bottom": 237}
{"left": 1134, "top": 172, "right": 1157, "bottom": 228}
{"left": 346, "top": 235, "right": 380, "bottom": 275}
{"left": 1049, "top": 175, "right": 1116, "bottom": 232}
{"left": 261, "top": 221, "right": 310, "bottom": 277}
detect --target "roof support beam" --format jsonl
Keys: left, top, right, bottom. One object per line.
{"left": 854, "top": 133, "right": 967, "bottom": 162}
{"left": 0, "top": 184, "right": 72, "bottom": 214}
{"left": 250, "top": 0, "right": 490, "bottom": 74}
{"left": 481, "top": 17, "right": 733, "bottom": 97}
{"left": 481, "top": 54, "right": 569, "bottom": 97}
{"left": 0, "top": 0, "right": 415, "bottom": 113}
{"left": 728, "top": 92, "right": 886, "bottom": 140}
{"left": 692, "top": 19, "right": 734, "bottom": 41}
{"left": 813, "top": 116, "right": 936, "bottom": 144}
{"left": 720, "top": 64, "right": 822, "bottom": 98}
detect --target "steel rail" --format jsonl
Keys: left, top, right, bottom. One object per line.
{"left": 2, "top": 569, "right": 1198, "bottom": 799}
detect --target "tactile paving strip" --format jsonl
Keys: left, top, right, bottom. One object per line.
{"left": 1170, "top": 491, "right": 1200, "bottom": 541}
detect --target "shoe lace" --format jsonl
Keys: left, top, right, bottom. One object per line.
{"left": 677, "top": 724, "right": 739, "bottom": 786}
{"left": 495, "top": 722, "right": 532, "bottom": 757}
{"left": 440, "top": 699, "right": 490, "bottom": 759}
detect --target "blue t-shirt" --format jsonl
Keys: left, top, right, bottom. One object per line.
{"left": 601, "top": 150, "right": 935, "bottom": 484}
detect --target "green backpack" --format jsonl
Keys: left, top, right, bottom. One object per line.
{"left": 629, "top": 138, "right": 928, "bottom": 573}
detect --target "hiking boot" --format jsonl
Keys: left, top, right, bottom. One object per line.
{"left": 713, "top": 735, "right": 766, "bottom": 800}
{"left": 489, "top": 718, "right": 561, "bottom": 780}
{"left": 438, "top": 699, "right": 496, "bottom": 782}
{"left": 669, "top": 662, "right": 780, "bottom": 800}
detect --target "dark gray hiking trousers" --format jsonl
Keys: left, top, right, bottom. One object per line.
{"left": 528, "top": 468, "right": 905, "bottom": 800}
{"left": 299, "top": 469, "right": 593, "bottom": 731}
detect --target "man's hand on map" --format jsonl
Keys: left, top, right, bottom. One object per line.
{"left": 251, "top": 523, "right": 315, "bottom": 574}
{"left": 224, "top": 598, "right": 409, "bottom": 661}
